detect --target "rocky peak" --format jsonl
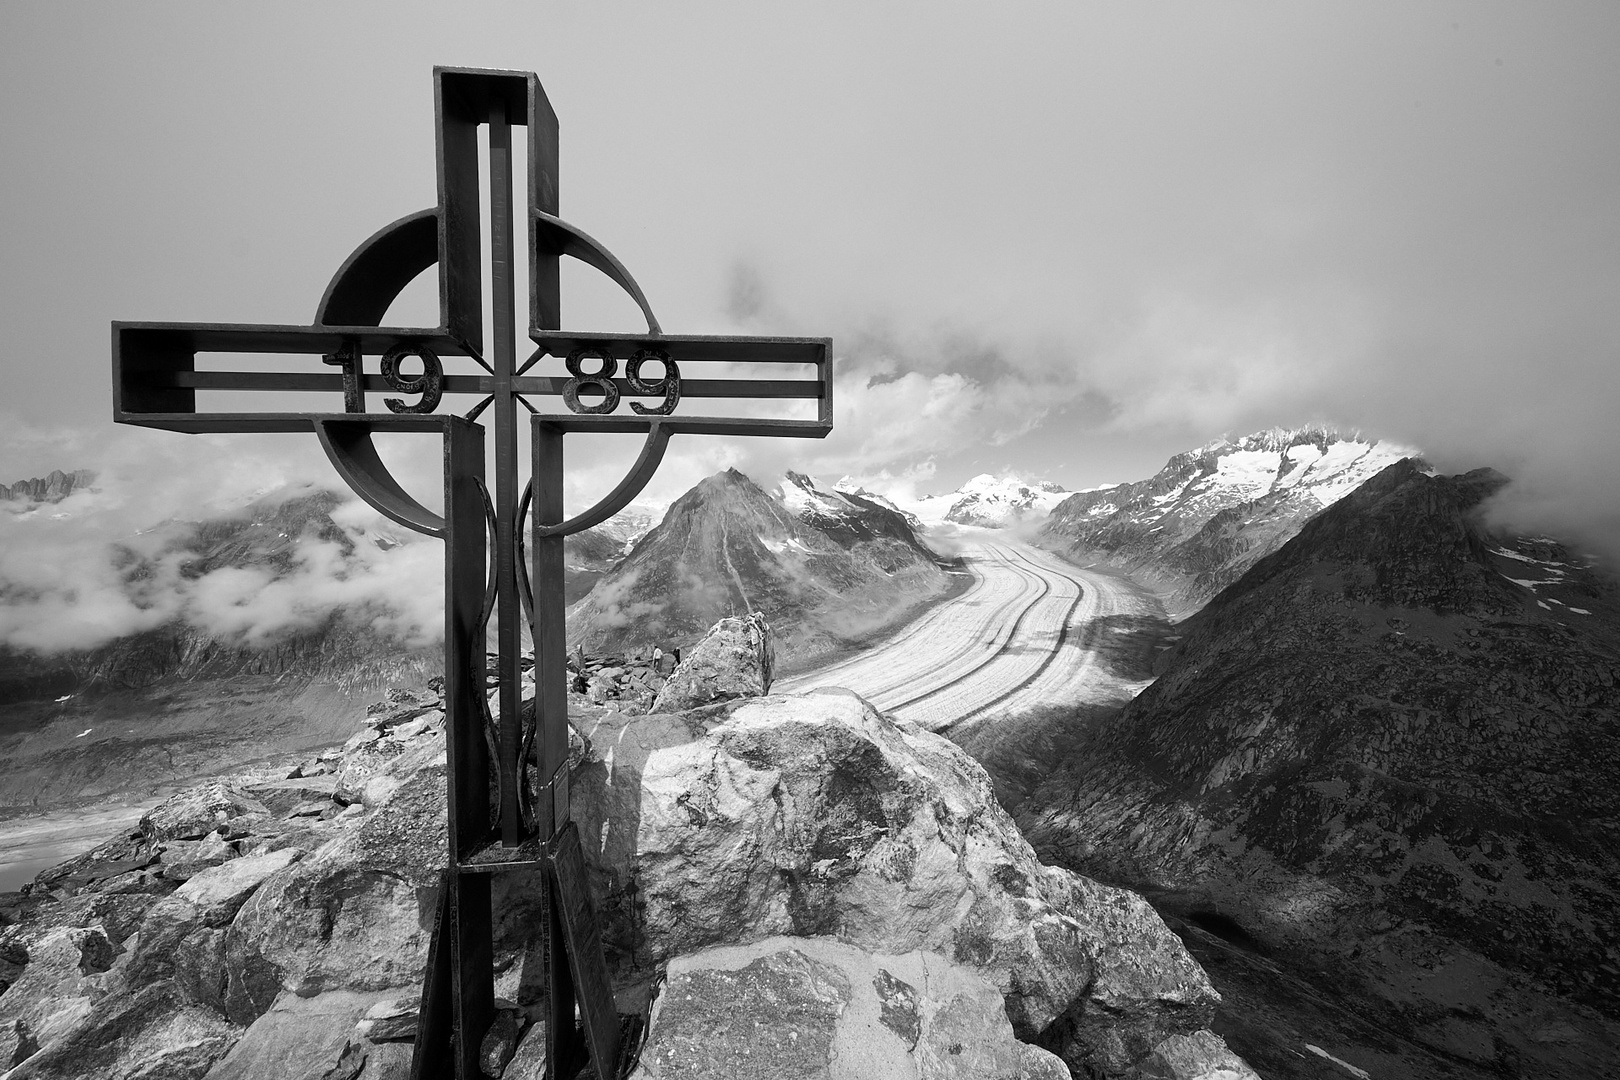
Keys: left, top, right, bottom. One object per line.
{"left": 568, "top": 469, "right": 954, "bottom": 666}
{"left": 0, "top": 469, "right": 95, "bottom": 505}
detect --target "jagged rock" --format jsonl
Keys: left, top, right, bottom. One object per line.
{"left": 200, "top": 988, "right": 396, "bottom": 1080}
{"left": 242, "top": 777, "right": 340, "bottom": 816}
{"left": 628, "top": 936, "right": 1070, "bottom": 1079}
{"left": 158, "top": 832, "right": 239, "bottom": 882}
{"left": 4, "top": 980, "right": 235, "bottom": 1080}
{"left": 332, "top": 742, "right": 408, "bottom": 805}
{"left": 502, "top": 1019, "right": 549, "bottom": 1080}
{"left": 141, "top": 783, "right": 269, "bottom": 843}
{"left": 28, "top": 830, "right": 156, "bottom": 897}
{"left": 570, "top": 689, "right": 1222, "bottom": 1076}
{"left": 352, "top": 995, "right": 417, "bottom": 1043}
{"left": 478, "top": 1002, "right": 525, "bottom": 1076}
{"left": 0, "top": 925, "right": 118, "bottom": 1067}
{"left": 127, "top": 847, "right": 306, "bottom": 1010}
{"left": 650, "top": 613, "right": 774, "bottom": 713}
{"left": 1133, "top": 1030, "right": 1260, "bottom": 1080}
{"left": 221, "top": 854, "right": 431, "bottom": 1025}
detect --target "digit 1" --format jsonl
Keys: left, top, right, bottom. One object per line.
{"left": 322, "top": 339, "right": 364, "bottom": 413}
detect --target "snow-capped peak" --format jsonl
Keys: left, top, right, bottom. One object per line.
{"left": 778, "top": 471, "right": 858, "bottom": 519}
{"left": 845, "top": 473, "right": 1071, "bottom": 529}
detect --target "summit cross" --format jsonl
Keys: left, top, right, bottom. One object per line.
{"left": 112, "top": 66, "right": 831, "bottom": 1080}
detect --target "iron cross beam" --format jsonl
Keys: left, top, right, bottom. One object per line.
{"left": 112, "top": 67, "right": 831, "bottom": 1080}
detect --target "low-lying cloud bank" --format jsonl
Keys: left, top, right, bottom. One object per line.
{"left": 0, "top": 427, "right": 444, "bottom": 655}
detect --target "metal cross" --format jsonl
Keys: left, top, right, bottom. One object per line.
{"left": 112, "top": 67, "right": 831, "bottom": 1080}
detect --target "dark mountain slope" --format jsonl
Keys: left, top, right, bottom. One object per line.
{"left": 1019, "top": 460, "right": 1620, "bottom": 1078}
{"left": 567, "top": 469, "right": 956, "bottom": 668}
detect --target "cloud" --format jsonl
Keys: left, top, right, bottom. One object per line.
{"left": 0, "top": 422, "right": 448, "bottom": 654}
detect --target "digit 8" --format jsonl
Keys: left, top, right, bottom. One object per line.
{"left": 626, "top": 349, "right": 681, "bottom": 416}
{"left": 562, "top": 348, "right": 621, "bottom": 414}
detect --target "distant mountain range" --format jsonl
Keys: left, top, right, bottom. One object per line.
{"left": 1039, "top": 426, "right": 1412, "bottom": 613}
{"left": 0, "top": 469, "right": 95, "bottom": 505}
{"left": 567, "top": 469, "right": 957, "bottom": 668}
{"left": 0, "top": 488, "right": 442, "bottom": 809}
{"left": 1017, "top": 459, "right": 1620, "bottom": 1077}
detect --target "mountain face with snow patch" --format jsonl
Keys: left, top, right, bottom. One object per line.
{"left": 1040, "top": 426, "right": 1413, "bottom": 613}
{"left": 567, "top": 469, "right": 954, "bottom": 667}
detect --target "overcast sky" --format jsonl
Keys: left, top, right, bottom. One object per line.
{"left": 3, "top": 3, "right": 1617, "bottom": 555}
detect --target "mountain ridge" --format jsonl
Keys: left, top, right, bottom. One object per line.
{"left": 1039, "top": 425, "right": 1413, "bottom": 613}
{"left": 0, "top": 469, "right": 95, "bottom": 505}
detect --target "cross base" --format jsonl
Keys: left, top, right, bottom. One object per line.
{"left": 412, "top": 822, "right": 622, "bottom": 1080}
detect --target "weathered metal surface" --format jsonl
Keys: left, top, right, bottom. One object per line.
{"left": 549, "top": 821, "right": 620, "bottom": 1076}
{"left": 110, "top": 66, "right": 832, "bottom": 1080}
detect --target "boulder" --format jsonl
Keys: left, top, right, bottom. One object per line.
{"left": 199, "top": 988, "right": 395, "bottom": 1080}
{"left": 628, "top": 936, "right": 1069, "bottom": 1079}
{"left": 0, "top": 925, "right": 118, "bottom": 1067}
{"left": 650, "top": 613, "right": 774, "bottom": 712}
{"left": 221, "top": 852, "right": 430, "bottom": 1024}
{"left": 241, "top": 776, "right": 339, "bottom": 817}
{"left": 1133, "top": 1030, "right": 1260, "bottom": 1080}
{"left": 140, "top": 783, "right": 269, "bottom": 843}
{"left": 157, "top": 832, "right": 238, "bottom": 882}
{"left": 571, "top": 689, "right": 1222, "bottom": 1076}
{"left": 126, "top": 847, "right": 306, "bottom": 1010}
{"left": 4, "top": 980, "right": 236, "bottom": 1080}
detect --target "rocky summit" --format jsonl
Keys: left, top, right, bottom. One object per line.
{"left": 1039, "top": 426, "right": 1409, "bottom": 615}
{"left": 0, "top": 615, "right": 1258, "bottom": 1080}
{"left": 1019, "top": 460, "right": 1620, "bottom": 1078}
{"left": 567, "top": 469, "right": 957, "bottom": 670}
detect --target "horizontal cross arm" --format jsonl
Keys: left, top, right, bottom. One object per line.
{"left": 154, "top": 372, "right": 822, "bottom": 399}
{"left": 527, "top": 331, "right": 830, "bottom": 365}
{"left": 115, "top": 321, "right": 464, "bottom": 354}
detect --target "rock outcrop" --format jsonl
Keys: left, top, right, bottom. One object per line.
{"left": 0, "top": 652, "right": 1250, "bottom": 1078}
{"left": 650, "top": 612, "right": 773, "bottom": 712}
{"left": 629, "top": 937, "right": 1072, "bottom": 1079}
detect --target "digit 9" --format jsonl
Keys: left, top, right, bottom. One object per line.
{"left": 626, "top": 349, "right": 681, "bottom": 416}
{"left": 380, "top": 344, "right": 444, "bottom": 414}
